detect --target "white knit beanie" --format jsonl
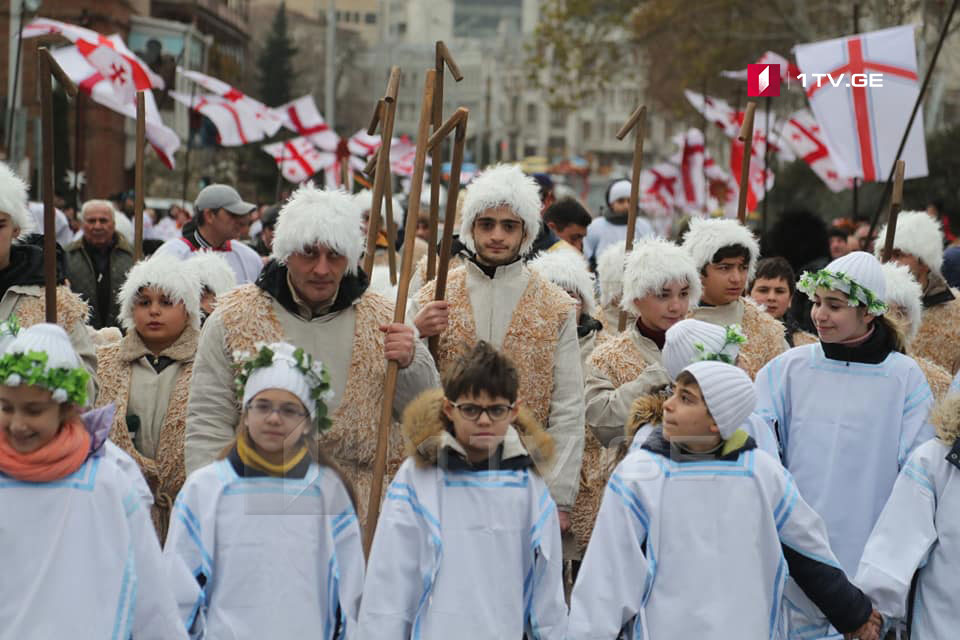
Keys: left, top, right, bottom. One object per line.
{"left": 0, "top": 161, "right": 35, "bottom": 238}
{"left": 117, "top": 253, "right": 203, "bottom": 331}
{"left": 186, "top": 250, "right": 237, "bottom": 296}
{"left": 874, "top": 211, "right": 944, "bottom": 275}
{"left": 608, "top": 179, "right": 631, "bottom": 205}
{"left": 239, "top": 342, "right": 333, "bottom": 425}
{"left": 797, "top": 251, "right": 888, "bottom": 315}
{"left": 596, "top": 242, "right": 626, "bottom": 307}
{"left": 663, "top": 319, "right": 745, "bottom": 380}
{"left": 272, "top": 182, "right": 365, "bottom": 274}
{"left": 527, "top": 248, "right": 597, "bottom": 316}
{"left": 881, "top": 262, "right": 923, "bottom": 344}
{"left": 459, "top": 164, "right": 542, "bottom": 257}
{"left": 0, "top": 323, "right": 87, "bottom": 405}
{"left": 681, "top": 360, "right": 757, "bottom": 438}
{"left": 622, "top": 237, "right": 702, "bottom": 314}
{"left": 681, "top": 217, "right": 761, "bottom": 280}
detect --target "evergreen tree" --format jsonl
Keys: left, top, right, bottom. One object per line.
{"left": 258, "top": 3, "right": 298, "bottom": 107}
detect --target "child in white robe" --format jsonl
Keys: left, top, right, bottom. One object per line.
{"left": 164, "top": 341, "right": 364, "bottom": 639}
{"left": 0, "top": 323, "right": 185, "bottom": 640}
{"left": 855, "top": 392, "right": 960, "bottom": 639}
{"left": 568, "top": 361, "right": 881, "bottom": 640}
{"left": 358, "top": 341, "right": 567, "bottom": 639}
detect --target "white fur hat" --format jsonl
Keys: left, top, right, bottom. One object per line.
{"left": 114, "top": 212, "right": 134, "bottom": 245}
{"left": 798, "top": 251, "right": 888, "bottom": 315}
{"left": 0, "top": 161, "right": 34, "bottom": 237}
{"left": 117, "top": 253, "right": 203, "bottom": 331}
{"left": 622, "top": 237, "right": 702, "bottom": 314}
{"left": 881, "top": 262, "right": 923, "bottom": 344}
{"left": 186, "top": 250, "right": 237, "bottom": 296}
{"left": 459, "top": 164, "right": 542, "bottom": 257}
{"left": 874, "top": 210, "right": 944, "bottom": 275}
{"left": 663, "top": 319, "right": 744, "bottom": 380}
{"left": 681, "top": 361, "right": 757, "bottom": 438}
{"left": 596, "top": 242, "right": 626, "bottom": 307}
{"left": 353, "top": 189, "right": 404, "bottom": 228}
{"left": 682, "top": 217, "right": 760, "bottom": 280}
{"left": 272, "top": 182, "right": 365, "bottom": 274}
{"left": 527, "top": 248, "right": 597, "bottom": 317}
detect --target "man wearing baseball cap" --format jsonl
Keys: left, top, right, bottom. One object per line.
{"left": 155, "top": 184, "right": 263, "bottom": 284}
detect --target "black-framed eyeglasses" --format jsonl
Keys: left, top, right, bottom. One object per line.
{"left": 450, "top": 402, "right": 514, "bottom": 421}
{"left": 246, "top": 400, "right": 309, "bottom": 422}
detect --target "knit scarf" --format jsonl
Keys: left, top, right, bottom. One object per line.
{"left": 236, "top": 431, "right": 308, "bottom": 477}
{"left": 0, "top": 419, "right": 91, "bottom": 482}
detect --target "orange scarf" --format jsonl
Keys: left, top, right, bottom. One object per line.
{"left": 0, "top": 419, "right": 91, "bottom": 482}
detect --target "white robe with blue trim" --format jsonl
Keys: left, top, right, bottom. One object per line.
{"left": 357, "top": 458, "right": 567, "bottom": 639}
{"left": 950, "top": 369, "right": 959, "bottom": 393}
{"left": 855, "top": 438, "right": 960, "bottom": 640}
{"left": 568, "top": 446, "right": 844, "bottom": 640}
{"left": 0, "top": 442, "right": 186, "bottom": 639}
{"left": 163, "top": 459, "right": 364, "bottom": 639}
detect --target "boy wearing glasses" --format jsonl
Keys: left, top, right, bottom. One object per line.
{"left": 411, "top": 164, "right": 585, "bottom": 534}
{"left": 359, "top": 341, "right": 568, "bottom": 639}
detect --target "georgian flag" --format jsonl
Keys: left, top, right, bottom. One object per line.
{"left": 178, "top": 68, "right": 284, "bottom": 136}
{"left": 639, "top": 162, "right": 680, "bottom": 215}
{"left": 278, "top": 95, "right": 339, "bottom": 150}
{"left": 262, "top": 137, "right": 333, "bottom": 184}
{"left": 169, "top": 91, "right": 266, "bottom": 146}
{"left": 782, "top": 109, "right": 854, "bottom": 192}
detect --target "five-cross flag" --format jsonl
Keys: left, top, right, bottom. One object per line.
{"left": 794, "top": 25, "right": 928, "bottom": 181}
{"left": 782, "top": 109, "right": 854, "bottom": 192}
{"left": 262, "top": 137, "right": 333, "bottom": 184}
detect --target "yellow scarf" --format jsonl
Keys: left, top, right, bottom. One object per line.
{"left": 236, "top": 431, "right": 308, "bottom": 476}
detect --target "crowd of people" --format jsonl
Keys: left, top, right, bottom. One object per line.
{"left": 2, "top": 157, "right": 960, "bottom": 639}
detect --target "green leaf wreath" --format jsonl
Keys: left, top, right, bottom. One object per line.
{"left": 0, "top": 349, "right": 90, "bottom": 406}
{"left": 693, "top": 324, "right": 747, "bottom": 365}
{"left": 797, "top": 269, "right": 888, "bottom": 315}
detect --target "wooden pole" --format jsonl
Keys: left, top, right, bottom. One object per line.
{"left": 384, "top": 175, "right": 398, "bottom": 285}
{"left": 615, "top": 104, "right": 646, "bottom": 332}
{"left": 134, "top": 91, "right": 146, "bottom": 260}
{"left": 364, "top": 69, "right": 436, "bottom": 557}
{"left": 362, "top": 68, "right": 401, "bottom": 278}
{"left": 426, "top": 41, "right": 464, "bottom": 283}
{"left": 880, "top": 160, "right": 906, "bottom": 263}
{"left": 38, "top": 48, "right": 77, "bottom": 323}
{"left": 736, "top": 101, "right": 757, "bottom": 225}
{"left": 425, "top": 107, "right": 469, "bottom": 358}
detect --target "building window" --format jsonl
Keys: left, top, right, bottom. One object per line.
{"left": 365, "top": 12, "right": 377, "bottom": 24}
{"left": 526, "top": 103, "right": 537, "bottom": 125}
{"left": 397, "top": 22, "right": 407, "bottom": 35}
{"left": 582, "top": 121, "right": 591, "bottom": 141}
{"left": 550, "top": 109, "right": 565, "bottom": 128}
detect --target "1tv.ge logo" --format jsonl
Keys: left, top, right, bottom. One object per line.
{"left": 748, "top": 62, "right": 884, "bottom": 96}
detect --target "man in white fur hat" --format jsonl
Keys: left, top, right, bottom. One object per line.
{"left": 184, "top": 183, "right": 439, "bottom": 523}
{"left": 410, "top": 163, "right": 584, "bottom": 532}
{"left": 354, "top": 189, "right": 428, "bottom": 297}
{"left": 875, "top": 210, "right": 960, "bottom": 374}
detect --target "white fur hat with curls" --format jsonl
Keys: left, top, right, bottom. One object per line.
{"left": 0, "top": 161, "right": 35, "bottom": 238}
{"left": 880, "top": 261, "right": 923, "bottom": 344}
{"left": 186, "top": 250, "right": 237, "bottom": 296}
{"left": 353, "top": 189, "right": 404, "bottom": 228}
{"left": 459, "top": 164, "right": 542, "bottom": 257}
{"left": 874, "top": 210, "right": 945, "bottom": 275}
{"left": 622, "top": 237, "right": 702, "bottom": 314}
{"left": 272, "top": 183, "right": 365, "bottom": 274}
{"left": 596, "top": 242, "right": 626, "bottom": 307}
{"left": 117, "top": 253, "right": 203, "bottom": 331}
{"left": 682, "top": 217, "right": 760, "bottom": 280}
{"left": 527, "top": 248, "right": 597, "bottom": 316}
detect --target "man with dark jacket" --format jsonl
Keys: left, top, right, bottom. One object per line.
{"left": 65, "top": 199, "right": 135, "bottom": 329}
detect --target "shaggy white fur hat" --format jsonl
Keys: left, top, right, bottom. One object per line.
{"left": 114, "top": 212, "right": 134, "bottom": 245}
{"left": 117, "top": 253, "right": 203, "bottom": 331}
{"left": 353, "top": 189, "right": 404, "bottom": 228}
{"left": 881, "top": 262, "right": 923, "bottom": 344}
{"left": 874, "top": 211, "right": 945, "bottom": 275}
{"left": 682, "top": 217, "right": 760, "bottom": 280}
{"left": 272, "top": 182, "right": 365, "bottom": 274}
{"left": 459, "top": 164, "right": 542, "bottom": 257}
{"left": 186, "top": 250, "right": 237, "bottom": 296}
{"left": 596, "top": 242, "right": 626, "bottom": 307}
{"left": 0, "top": 161, "right": 34, "bottom": 238}
{"left": 527, "top": 248, "right": 597, "bottom": 317}
{"left": 622, "top": 237, "right": 702, "bottom": 314}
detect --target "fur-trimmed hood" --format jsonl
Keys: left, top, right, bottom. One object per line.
{"left": 401, "top": 389, "right": 555, "bottom": 469}
{"left": 626, "top": 387, "right": 670, "bottom": 439}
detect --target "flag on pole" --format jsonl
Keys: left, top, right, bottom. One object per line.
{"left": 721, "top": 50, "right": 802, "bottom": 88}
{"left": 170, "top": 91, "right": 266, "bottom": 146}
{"left": 781, "top": 109, "right": 854, "bottom": 192}
{"left": 262, "top": 137, "right": 334, "bottom": 184}
{"left": 794, "top": 25, "right": 928, "bottom": 180}
{"left": 278, "top": 95, "right": 339, "bottom": 150}
{"left": 178, "top": 68, "right": 284, "bottom": 136}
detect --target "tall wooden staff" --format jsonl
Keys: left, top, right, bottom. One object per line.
{"left": 39, "top": 48, "right": 78, "bottom": 323}
{"left": 736, "top": 101, "right": 757, "bottom": 225}
{"left": 134, "top": 91, "right": 146, "bottom": 260}
{"left": 614, "top": 104, "right": 646, "bottom": 332}
{"left": 364, "top": 69, "right": 436, "bottom": 556}
{"left": 880, "top": 160, "right": 906, "bottom": 263}
{"left": 362, "top": 67, "right": 401, "bottom": 278}
{"left": 426, "top": 41, "right": 463, "bottom": 282}
{"left": 424, "top": 107, "right": 470, "bottom": 359}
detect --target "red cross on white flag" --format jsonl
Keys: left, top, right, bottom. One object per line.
{"left": 794, "top": 25, "right": 928, "bottom": 181}
{"left": 170, "top": 91, "right": 266, "bottom": 147}
{"left": 639, "top": 163, "right": 680, "bottom": 216}
{"left": 278, "top": 95, "right": 340, "bottom": 151}
{"left": 178, "top": 68, "right": 284, "bottom": 136}
{"left": 782, "top": 109, "right": 854, "bottom": 192}
{"left": 262, "top": 137, "right": 334, "bottom": 184}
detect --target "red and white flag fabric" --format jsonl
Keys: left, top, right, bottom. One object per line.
{"left": 672, "top": 129, "right": 707, "bottom": 211}
{"left": 51, "top": 46, "right": 178, "bottom": 168}
{"left": 639, "top": 163, "right": 681, "bottom": 215}
{"left": 23, "top": 18, "right": 163, "bottom": 104}
{"left": 278, "top": 95, "right": 339, "bottom": 150}
{"left": 169, "top": 91, "right": 265, "bottom": 146}
{"left": 390, "top": 136, "right": 417, "bottom": 176}
{"left": 348, "top": 130, "right": 382, "bottom": 159}
{"left": 684, "top": 90, "right": 740, "bottom": 137}
{"left": 794, "top": 25, "right": 927, "bottom": 180}
{"left": 730, "top": 134, "right": 775, "bottom": 213}
{"left": 262, "top": 137, "right": 333, "bottom": 184}
{"left": 721, "top": 50, "right": 803, "bottom": 88}
{"left": 178, "top": 68, "right": 284, "bottom": 136}
{"left": 782, "top": 109, "right": 854, "bottom": 192}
